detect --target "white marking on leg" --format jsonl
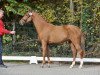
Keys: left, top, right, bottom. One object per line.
{"left": 69, "top": 61, "right": 75, "bottom": 68}
{"left": 79, "top": 59, "right": 83, "bottom": 69}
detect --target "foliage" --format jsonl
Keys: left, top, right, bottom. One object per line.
{"left": 5, "top": 0, "right": 31, "bottom": 16}
{"left": 0, "top": 0, "right": 99, "bottom": 57}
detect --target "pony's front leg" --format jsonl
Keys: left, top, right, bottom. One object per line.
{"left": 47, "top": 47, "right": 51, "bottom": 68}
{"left": 41, "top": 41, "right": 47, "bottom": 68}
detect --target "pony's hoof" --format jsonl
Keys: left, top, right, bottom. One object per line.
{"left": 69, "top": 65, "right": 73, "bottom": 68}
{"left": 78, "top": 66, "right": 82, "bottom": 69}
{"left": 48, "top": 65, "right": 50, "bottom": 68}
{"left": 41, "top": 64, "right": 44, "bottom": 68}
{"left": 48, "top": 64, "right": 50, "bottom": 68}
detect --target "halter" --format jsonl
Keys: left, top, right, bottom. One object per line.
{"left": 21, "top": 12, "right": 32, "bottom": 22}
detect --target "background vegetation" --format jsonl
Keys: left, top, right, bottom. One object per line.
{"left": 0, "top": 0, "right": 100, "bottom": 57}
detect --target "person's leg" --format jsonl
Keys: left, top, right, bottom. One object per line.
{"left": 0, "top": 36, "right": 7, "bottom": 68}
{"left": 0, "top": 36, "right": 3, "bottom": 64}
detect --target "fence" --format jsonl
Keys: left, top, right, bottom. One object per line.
{"left": 3, "top": 56, "right": 100, "bottom": 64}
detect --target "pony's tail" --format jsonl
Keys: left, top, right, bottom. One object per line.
{"left": 81, "top": 32, "right": 85, "bottom": 57}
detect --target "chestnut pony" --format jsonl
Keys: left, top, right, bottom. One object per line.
{"left": 19, "top": 11, "right": 85, "bottom": 68}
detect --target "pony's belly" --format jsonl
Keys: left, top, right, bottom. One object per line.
{"left": 48, "top": 37, "right": 67, "bottom": 44}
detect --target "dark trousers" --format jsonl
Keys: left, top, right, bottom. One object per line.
{"left": 0, "top": 36, "right": 3, "bottom": 64}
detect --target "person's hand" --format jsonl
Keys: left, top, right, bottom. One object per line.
{"left": 10, "top": 31, "right": 15, "bottom": 34}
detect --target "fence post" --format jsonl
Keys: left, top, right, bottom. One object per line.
{"left": 30, "top": 56, "right": 38, "bottom": 64}
{"left": 12, "top": 21, "right": 16, "bottom": 50}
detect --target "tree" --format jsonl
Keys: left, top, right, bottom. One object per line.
{"left": 0, "top": 0, "right": 99, "bottom": 57}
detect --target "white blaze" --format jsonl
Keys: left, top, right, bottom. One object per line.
{"left": 29, "top": 12, "right": 32, "bottom": 16}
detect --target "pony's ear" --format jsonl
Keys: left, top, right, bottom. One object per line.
{"left": 28, "top": 8, "right": 33, "bottom": 12}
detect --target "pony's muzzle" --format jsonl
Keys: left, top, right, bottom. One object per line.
{"left": 19, "top": 20, "right": 24, "bottom": 25}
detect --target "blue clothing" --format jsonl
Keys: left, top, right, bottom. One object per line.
{"left": 0, "top": 36, "right": 3, "bottom": 64}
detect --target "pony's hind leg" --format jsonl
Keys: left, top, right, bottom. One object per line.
{"left": 70, "top": 43, "right": 77, "bottom": 68}
{"left": 74, "top": 44, "right": 84, "bottom": 69}
{"left": 78, "top": 50, "right": 84, "bottom": 69}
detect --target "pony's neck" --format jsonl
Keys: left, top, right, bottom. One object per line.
{"left": 32, "top": 12, "right": 49, "bottom": 33}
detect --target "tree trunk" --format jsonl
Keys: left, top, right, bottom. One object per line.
{"left": 70, "top": 0, "right": 74, "bottom": 24}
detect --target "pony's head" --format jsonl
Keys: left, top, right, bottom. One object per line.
{"left": 19, "top": 10, "right": 33, "bottom": 25}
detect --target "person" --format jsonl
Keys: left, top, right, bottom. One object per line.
{"left": 0, "top": 9, "right": 15, "bottom": 68}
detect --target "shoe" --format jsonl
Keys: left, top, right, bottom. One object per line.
{"left": 0, "top": 64, "right": 7, "bottom": 68}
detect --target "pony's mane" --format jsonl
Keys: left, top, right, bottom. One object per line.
{"left": 32, "top": 11, "right": 49, "bottom": 24}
